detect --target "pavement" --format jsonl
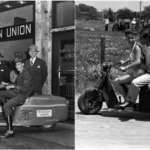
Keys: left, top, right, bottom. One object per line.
{"left": 0, "top": 122, "right": 74, "bottom": 149}
{"left": 75, "top": 94, "right": 150, "bottom": 150}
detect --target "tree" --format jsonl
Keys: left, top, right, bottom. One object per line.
{"left": 107, "top": 8, "right": 114, "bottom": 22}
{"left": 117, "top": 8, "right": 134, "bottom": 19}
{"left": 76, "top": 4, "right": 99, "bottom": 20}
{"left": 78, "top": 4, "right": 89, "bottom": 12}
{"left": 102, "top": 9, "right": 108, "bottom": 18}
{"left": 142, "top": 5, "right": 150, "bottom": 19}
{"left": 88, "top": 6, "right": 98, "bottom": 19}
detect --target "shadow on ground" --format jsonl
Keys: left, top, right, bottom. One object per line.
{"left": 76, "top": 108, "right": 150, "bottom": 122}
{"left": 99, "top": 108, "right": 150, "bottom": 122}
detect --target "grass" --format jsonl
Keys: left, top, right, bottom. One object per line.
{"left": 76, "top": 20, "right": 131, "bottom": 94}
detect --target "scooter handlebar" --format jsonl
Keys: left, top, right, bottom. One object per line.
{"left": 110, "top": 63, "right": 126, "bottom": 73}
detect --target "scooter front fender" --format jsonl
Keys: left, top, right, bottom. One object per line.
{"left": 84, "top": 87, "right": 104, "bottom": 102}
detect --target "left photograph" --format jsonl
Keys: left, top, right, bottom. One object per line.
{"left": 0, "top": 1, "right": 75, "bottom": 149}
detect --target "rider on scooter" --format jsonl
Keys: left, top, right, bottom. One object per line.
{"left": 113, "top": 29, "right": 145, "bottom": 106}
{"left": 0, "top": 56, "right": 33, "bottom": 138}
{"left": 116, "top": 27, "right": 150, "bottom": 111}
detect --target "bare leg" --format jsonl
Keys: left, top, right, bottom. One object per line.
{"left": 113, "top": 74, "right": 135, "bottom": 100}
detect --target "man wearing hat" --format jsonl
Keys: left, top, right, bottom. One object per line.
{"left": 0, "top": 53, "right": 10, "bottom": 85}
{"left": 0, "top": 56, "right": 33, "bottom": 138}
{"left": 24, "top": 44, "right": 48, "bottom": 94}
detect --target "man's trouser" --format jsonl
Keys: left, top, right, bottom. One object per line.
{"left": 105, "top": 24, "right": 108, "bottom": 31}
{"left": 0, "top": 90, "right": 27, "bottom": 116}
{"left": 126, "top": 74, "right": 150, "bottom": 103}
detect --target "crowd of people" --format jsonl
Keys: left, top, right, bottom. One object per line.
{"left": 104, "top": 17, "right": 150, "bottom": 32}
{"left": 0, "top": 44, "right": 47, "bottom": 138}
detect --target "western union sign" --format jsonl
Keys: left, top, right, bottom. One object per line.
{"left": 0, "top": 22, "right": 35, "bottom": 41}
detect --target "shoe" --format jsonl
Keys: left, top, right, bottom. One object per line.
{"left": 0, "top": 131, "right": 14, "bottom": 139}
{"left": 124, "top": 105, "right": 134, "bottom": 111}
{"left": 114, "top": 101, "right": 130, "bottom": 109}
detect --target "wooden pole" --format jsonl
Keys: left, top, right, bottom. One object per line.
{"left": 101, "top": 36, "right": 105, "bottom": 66}
{"left": 139, "top": 0, "right": 142, "bottom": 19}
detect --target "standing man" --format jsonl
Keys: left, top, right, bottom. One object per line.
{"left": 0, "top": 56, "right": 33, "bottom": 138}
{"left": 104, "top": 17, "right": 109, "bottom": 31}
{"left": 131, "top": 18, "right": 136, "bottom": 30}
{"left": 24, "top": 44, "right": 48, "bottom": 94}
{"left": 0, "top": 53, "right": 10, "bottom": 85}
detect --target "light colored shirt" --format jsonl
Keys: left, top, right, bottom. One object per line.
{"left": 104, "top": 19, "right": 109, "bottom": 25}
{"left": 145, "top": 46, "right": 150, "bottom": 67}
{"left": 30, "top": 57, "right": 36, "bottom": 64}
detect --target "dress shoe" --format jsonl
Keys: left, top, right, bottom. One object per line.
{"left": 0, "top": 131, "right": 14, "bottom": 139}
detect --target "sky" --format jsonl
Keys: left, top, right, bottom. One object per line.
{"left": 75, "top": 1, "right": 150, "bottom": 12}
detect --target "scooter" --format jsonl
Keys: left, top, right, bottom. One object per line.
{"left": 0, "top": 86, "right": 69, "bottom": 131}
{"left": 78, "top": 62, "right": 150, "bottom": 115}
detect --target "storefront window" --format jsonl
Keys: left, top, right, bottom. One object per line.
{"left": 0, "top": 1, "right": 35, "bottom": 69}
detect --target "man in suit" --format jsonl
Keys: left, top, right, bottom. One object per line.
{"left": 24, "top": 44, "right": 48, "bottom": 94}
{"left": 0, "top": 56, "right": 33, "bottom": 138}
{"left": 0, "top": 53, "right": 10, "bottom": 85}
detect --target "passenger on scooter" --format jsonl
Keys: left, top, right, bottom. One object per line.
{"left": 118, "top": 28, "right": 150, "bottom": 111}
{"left": 113, "top": 29, "right": 145, "bottom": 103}
{"left": 0, "top": 56, "right": 33, "bottom": 139}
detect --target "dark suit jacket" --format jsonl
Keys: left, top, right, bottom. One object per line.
{"left": 24, "top": 57, "right": 48, "bottom": 93}
{"left": 13, "top": 68, "right": 33, "bottom": 96}
{"left": 0, "top": 63, "right": 10, "bottom": 84}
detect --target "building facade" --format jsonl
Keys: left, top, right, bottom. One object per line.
{"left": 0, "top": 1, "right": 75, "bottom": 119}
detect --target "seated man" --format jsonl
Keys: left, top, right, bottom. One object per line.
{"left": 0, "top": 56, "right": 33, "bottom": 138}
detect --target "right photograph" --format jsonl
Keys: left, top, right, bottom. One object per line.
{"left": 75, "top": 1, "right": 150, "bottom": 150}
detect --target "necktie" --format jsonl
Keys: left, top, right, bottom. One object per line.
{"left": 31, "top": 59, "right": 34, "bottom": 66}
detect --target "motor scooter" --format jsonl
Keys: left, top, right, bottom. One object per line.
{"left": 0, "top": 86, "right": 69, "bottom": 131}
{"left": 78, "top": 62, "right": 150, "bottom": 115}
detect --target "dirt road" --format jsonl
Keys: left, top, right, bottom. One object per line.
{"left": 75, "top": 94, "right": 150, "bottom": 150}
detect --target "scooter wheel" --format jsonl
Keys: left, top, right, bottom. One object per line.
{"left": 38, "top": 124, "right": 56, "bottom": 132}
{"left": 78, "top": 89, "right": 103, "bottom": 115}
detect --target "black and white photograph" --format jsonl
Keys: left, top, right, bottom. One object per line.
{"left": 0, "top": 1, "right": 75, "bottom": 149}
{"left": 75, "top": 1, "right": 150, "bottom": 150}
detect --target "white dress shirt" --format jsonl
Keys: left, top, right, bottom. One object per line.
{"left": 30, "top": 57, "right": 36, "bottom": 65}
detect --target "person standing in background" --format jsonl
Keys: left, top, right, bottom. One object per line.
{"left": 131, "top": 18, "right": 136, "bottom": 30}
{"left": 24, "top": 44, "right": 48, "bottom": 94}
{"left": 104, "top": 17, "right": 109, "bottom": 31}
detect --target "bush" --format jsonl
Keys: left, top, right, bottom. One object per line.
{"left": 76, "top": 26, "right": 131, "bottom": 93}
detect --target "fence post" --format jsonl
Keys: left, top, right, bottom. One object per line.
{"left": 101, "top": 36, "right": 105, "bottom": 66}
